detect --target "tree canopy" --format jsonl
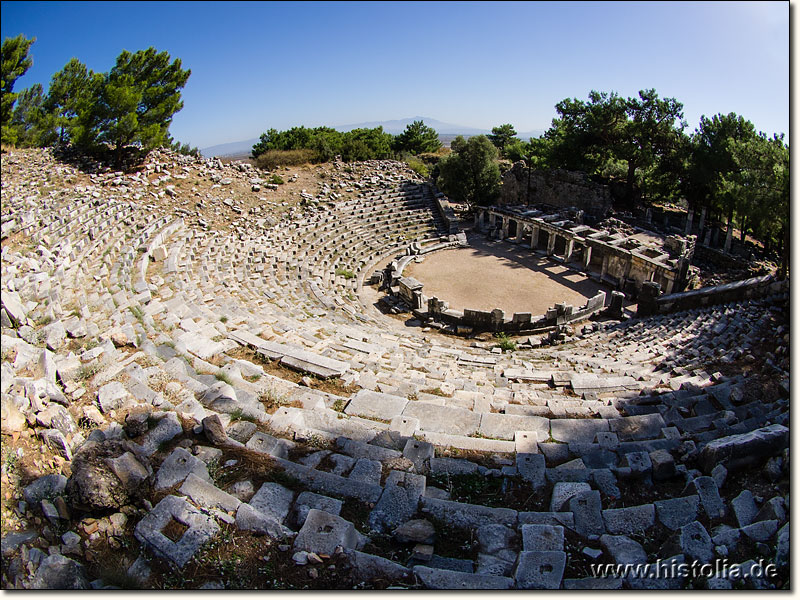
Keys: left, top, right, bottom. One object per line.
{"left": 3, "top": 42, "right": 191, "bottom": 167}
{"left": 436, "top": 135, "right": 500, "bottom": 207}
{"left": 44, "top": 58, "right": 99, "bottom": 144}
{"left": 86, "top": 48, "right": 190, "bottom": 164}
{"left": 251, "top": 125, "right": 394, "bottom": 164}
{"left": 1, "top": 34, "right": 35, "bottom": 144}
{"left": 540, "top": 89, "right": 686, "bottom": 205}
{"left": 488, "top": 123, "right": 517, "bottom": 155}
{"left": 392, "top": 120, "right": 441, "bottom": 155}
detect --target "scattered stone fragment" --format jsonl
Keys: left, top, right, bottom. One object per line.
{"left": 394, "top": 519, "right": 435, "bottom": 545}
{"left": 134, "top": 495, "right": 219, "bottom": 568}
{"left": 514, "top": 551, "right": 567, "bottom": 589}
{"left": 293, "top": 509, "right": 363, "bottom": 555}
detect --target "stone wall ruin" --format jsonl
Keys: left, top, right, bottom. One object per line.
{"left": 499, "top": 163, "right": 613, "bottom": 217}
{"left": 476, "top": 205, "right": 695, "bottom": 297}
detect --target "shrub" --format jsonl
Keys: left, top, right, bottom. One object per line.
{"left": 254, "top": 149, "right": 315, "bottom": 170}
{"left": 494, "top": 332, "right": 517, "bottom": 352}
{"left": 268, "top": 173, "right": 284, "bottom": 185}
{"left": 405, "top": 157, "right": 429, "bottom": 178}
{"left": 335, "top": 267, "right": 356, "bottom": 280}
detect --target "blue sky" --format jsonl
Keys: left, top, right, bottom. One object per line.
{"left": 1, "top": 1, "right": 790, "bottom": 149}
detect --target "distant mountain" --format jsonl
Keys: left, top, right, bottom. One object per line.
{"left": 336, "top": 116, "right": 544, "bottom": 140}
{"left": 201, "top": 138, "right": 260, "bottom": 158}
{"left": 200, "top": 117, "right": 544, "bottom": 157}
{"left": 333, "top": 116, "right": 488, "bottom": 135}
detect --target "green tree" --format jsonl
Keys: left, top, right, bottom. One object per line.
{"left": 86, "top": 47, "right": 190, "bottom": 165}
{"left": 1, "top": 34, "right": 36, "bottom": 144}
{"left": 618, "top": 89, "right": 686, "bottom": 203}
{"left": 252, "top": 128, "right": 280, "bottom": 157}
{"left": 488, "top": 123, "right": 518, "bottom": 155}
{"left": 543, "top": 89, "right": 686, "bottom": 204}
{"left": 342, "top": 127, "right": 393, "bottom": 161}
{"left": 392, "top": 120, "right": 441, "bottom": 155}
{"left": 436, "top": 135, "right": 500, "bottom": 207}
{"left": 9, "top": 83, "right": 56, "bottom": 147}
{"left": 688, "top": 113, "right": 758, "bottom": 252}
{"left": 502, "top": 138, "right": 531, "bottom": 163}
{"left": 719, "top": 131, "right": 788, "bottom": 263}
{"left": 44, "top": 58, "right": 97, "bottom": 144}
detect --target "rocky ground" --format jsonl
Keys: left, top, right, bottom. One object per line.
{"left": 0, "top": 146, "right": 790, "bottom": 590}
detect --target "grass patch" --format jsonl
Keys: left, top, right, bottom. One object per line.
{"left": 229, "top": 407, "right": 257, "bottom": 423}
{"left": 76, "top": 362, "right": 102, "bottom": 381}
{"left": 215, "top": 371, "right": 234, "bottom": 385}
{"left": 129, "top": 305, "right": 145, "bottom": 322}
{"left": 258, "top": 387, "right": 291, "bottom": 413}
{"left": 419, "top": 387, "right": 450, "bottom": 397}
{"left": 335, "top": 267, "right": 356, "bottom": 280}
{"left": 254, "top": 149, "right": 315, "bottom": 171}
{"left": 35, "top": 315, "right": 53, "bottom": 327}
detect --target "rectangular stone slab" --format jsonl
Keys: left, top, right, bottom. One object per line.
{"left": 341, "top": 339, "right": 384, "bottom": 355}
{"left": 420, "top": 496, "right": 518, "bottom": 530}
{"left": 609, "top": 413, "right": 667, "bottom": 441}
{"left": 179, "top": 473, "right": 241, "bottom": 513}
{"left": 133, "top": 495, "right": 219, "bottom": 568}
{"left": 413, "top": 566, "right": 513, "bottom": 590}
{"left": 570, "top": 374, "right": 639, "bottom": 394}
{"left": 503, "top": 369, "right": 554, "bottom": 382}
{"left": 280, "top": 351, "right": 349, "bottom": 379}
{"left": 550, "top": 419, "right": 610, "bottom": 444}
{"left": 230, "top": 329, "right": 348, "bottom": 378}
{"left": 478, "top": 413, "right": 549, "bottom": 441}
{"left": 344, "top": 389, "right": 408, "bottom": 420}
{"left": 416, "top": 431, "right": 516, "bottom": 453}
{"left": 697, "top": 424, "right": 789, "bottom": 473}
{"left": 402, "top": 402, "right": 481, "bottom": 436}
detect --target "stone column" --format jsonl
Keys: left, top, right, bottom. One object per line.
{"left": 546, "top": 232, "right": 556, "bottom": 256}
{"left": 697, "top": 206, "right": 707, "bottom": 236}
{"left": 607, "top": 290, "right": 625, "bottom": 318}
{"left": 600, "top": 253, "right": 609, "bottom": 279}
{"left": 582, "top": 245, "right": 593, "bottom": 269}
{"left": 530, "top": 225, "right": 540, "bottom": 250}
{"left": 684, "top": 208, "right": 694, "bottom": 235}
{"left": 501, "top": 216, "right": 509, "bottom": 240}
{"left": 489, "top": 213, "right": 496, "bottom": 229}
{"left": 724, "top": 219, "right": 734, "bottom": 254}
{"left": 564, "top": 238, "right": 574, "bottom": 262}
{"left": 516, "top": 221, "right": 525, "bottom": 243}
{"left": 474, "top": 212, "right": 481, "bottom": 229}
{"left": 662, "top": 275, "right": 675, "bottom": 295}
{"left": 479, "top": 210, "right": 485, "bottom": 230}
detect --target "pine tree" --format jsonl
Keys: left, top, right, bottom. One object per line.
{"left": 86, "top": 47, "right": 190, "bottom": 165}
{"left": 44, "top": 58, "right": 98, "bottom": 144}
{"left": 393, "top": 120, "right": 441, "bottom": 155}
{"left": 1, "top": 34, "right": 36, "bottom": 144}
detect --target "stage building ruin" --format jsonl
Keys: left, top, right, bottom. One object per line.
{"left": 475, "top": 205, "right": 696, "bottom": 296}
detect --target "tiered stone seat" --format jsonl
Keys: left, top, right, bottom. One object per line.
{"left": 1, "top": 148, "right": 788, "bottom": 590}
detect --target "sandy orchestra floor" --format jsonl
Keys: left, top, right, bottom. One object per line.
{"left": 405, "top": 234, "right": 611, "bottom": 316}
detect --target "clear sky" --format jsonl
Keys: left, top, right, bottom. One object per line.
{"left": 1, "top": 0, "right": 790, "bottom": 149}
